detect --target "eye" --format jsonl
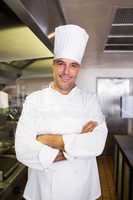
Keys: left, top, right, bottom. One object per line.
{"left": 58, "top": 61, "right": 64, "bottom": 65}
{"left": 71, "top": 63, "right": 80, "bottom": 68}
{"left": 54, "top": 60, "right": 65, "bottom": 66}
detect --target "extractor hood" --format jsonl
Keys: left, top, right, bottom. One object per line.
{"left": 3, "top": 0, "right": 66, "bottom": 53}
{"left": 104, "top": 8, "right": 133, "bottom": 52}
{"left": 0, "top": 0, "right": 65, "bottom": 84}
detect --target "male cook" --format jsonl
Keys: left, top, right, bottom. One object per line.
{"left": 15, "top": 24, "right": 108, "bottom": 200}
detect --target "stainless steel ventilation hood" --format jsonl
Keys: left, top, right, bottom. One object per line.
{"left": 3, "top": 0, "right": 66, "bottom": 52}
{"left": 105, "top": 8, "right": 133, "bottom": 52}
{"left": 0, "top": 0, "right": 65, "bottom": 84}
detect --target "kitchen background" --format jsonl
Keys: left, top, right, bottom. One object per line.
{"left": 0, "top": 0, "right": 133, "bottom": 199}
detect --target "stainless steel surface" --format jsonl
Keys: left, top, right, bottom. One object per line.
{"left": 0, "top": 130, "right": 27, "bottom": 199}
{"left": 3, "top": 0, "right": 52, "bottom": 52}
{"left": 0, "top": 154, "right": 18, "bottom": 182}
{"left": 0, "top": 141, "right": 12, "bottom": 154}
{"left": 105, "top": 8, "right": 133, "bottom": 52}
{"left": 59, "top": 0, "right": 133, "bottom": 66}
{"left": 0, "top": 0, "right": 65, "bottom": 84}
{"left": 97, "top": 78, "right": 130, "bottom": 154}
{"left": 0, "top": 0, "right": 53, "bottom": 84}
{"left": 3, "top": 0, "right": 66, "bottom": 52}
{"left": 0, "top": 161, "right": 26, "bottom": 190}
{"left": 0, "top": 0, "right": 52, "bottom": 62}
{"left": 0, "top": 171, "right": 3, "bottom": 182}
{"left": 0, "top": 128, "right": 27, "bottom": 198}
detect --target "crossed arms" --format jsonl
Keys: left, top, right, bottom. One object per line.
{"left": 36, "top": 121, "right": 97, "bottom": 162}
{"left": 15, "top": 94, "right": 108, "bottom": 170}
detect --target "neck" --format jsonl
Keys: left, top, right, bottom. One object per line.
{"left": 52, "top": 82, "right": 76, "bottom": 95}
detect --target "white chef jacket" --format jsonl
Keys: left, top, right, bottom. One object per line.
{"left": 15, "top": 84, "right": 108, "bottom": 200}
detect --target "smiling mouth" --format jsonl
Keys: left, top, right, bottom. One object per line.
{"left": 60, "top": 75, "right": 72, "bottom": 82}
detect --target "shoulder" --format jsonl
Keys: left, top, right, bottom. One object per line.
{"left": 78, "top": 88, "right": 98, "bottom": 105}
{"left": 78, "top": 88, "right": 105, "bottom": 122}
{"left": 24, "top": 88, "right": 48, "bottom": 105}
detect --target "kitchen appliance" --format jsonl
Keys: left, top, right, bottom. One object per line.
{"left": 97, "top": 78, "right": 130, "bottom": 154}
{"left": 0, "top": 141, "right": 13, "bottom": 154}
{"left": 0, "top": 154, "right": 18, "bottom": 182}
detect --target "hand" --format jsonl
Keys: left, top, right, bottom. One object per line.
{"left": 81, "top": 121, "right": 98, "bottom": 133}
{"left": 54, "top": 150, "right": 66, "bottom": 162}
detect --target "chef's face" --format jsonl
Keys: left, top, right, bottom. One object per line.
{"left": 53, "top": 58, "right": 80, "bottom": 94}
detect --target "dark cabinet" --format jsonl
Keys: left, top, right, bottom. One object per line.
{"left": 114, "top": 135, "right": 133, "bottom": 200}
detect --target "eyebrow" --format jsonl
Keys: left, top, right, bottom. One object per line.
{"left": 54, "top": 59, "right": 79, "bottom": 66}
{"left": 53, "top": 59, "right": 64, "bottom": 64}
{"left": 71, "top": 62, "right": 80, "bottom": 66}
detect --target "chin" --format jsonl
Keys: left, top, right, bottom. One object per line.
{"left": 61, "top": 84, "right": 73, "bottom": 92}
{"left": 56, "top": 79, "right": 75, "bottom": 91}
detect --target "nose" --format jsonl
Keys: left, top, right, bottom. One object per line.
{"left": 64, "top": 65, "right": 70, "bottom": 74}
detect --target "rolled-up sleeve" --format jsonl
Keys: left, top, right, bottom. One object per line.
{"left": 15, "top": 94, "right": 58, "bottom": 170}
{"left": 63, "top": 122, "right": 107, "bottom": 157}
{"left": 63, "top": 95, "right": 108, "bottom": 158}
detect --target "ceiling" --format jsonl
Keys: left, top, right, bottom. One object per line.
{"left": 105, "top": 8, "right": 133, "bottom": 52}
{"left": 59, "top": 0, "right": 133, "bottom": 66}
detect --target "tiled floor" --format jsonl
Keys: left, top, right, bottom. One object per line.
{"left": 97, "top": 156, "right": 117, "bottom": 200}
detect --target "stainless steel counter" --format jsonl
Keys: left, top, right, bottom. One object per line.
{"left": 0, "top": 153, "right": 27, "bottom": 200}
{"left": 0, "top": 117, "right": 27, "bottom": 199}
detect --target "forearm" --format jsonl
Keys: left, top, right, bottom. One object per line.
{"left": 36, "top": 121, "right": 97, "bottom": 152}
{"left": 37, "top": 134, "right": 64, "bottom": 151}
{"left": 36, "top": 120, "right": 99, "bottom": 158}
{"left": 16, "top": 117, "right": 58, "bottom": 170}
{"left": 63, "top": 122, "right": 108, "bottom": 157}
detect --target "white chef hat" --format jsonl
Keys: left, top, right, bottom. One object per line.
{"left": 54, "top": 24, "right": 89, "bottom": 64}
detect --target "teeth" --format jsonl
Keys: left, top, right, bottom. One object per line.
{"left": 61, "top": 76, "right": 71, "bottom": 81}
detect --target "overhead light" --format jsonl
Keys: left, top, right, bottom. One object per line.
{"left": 112, "top": 23, "right": 133, "bottom": 26}
{"left": 48, "top": 32, "right": 55, "bottom": 39}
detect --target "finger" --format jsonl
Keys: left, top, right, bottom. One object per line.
{"left": 82, "top": 123, "right": 97, "bottom": 133}
{"left": 81, "top": 121, "right": 98, "bottom": 133}
{"left": 54, "top": 154, "right": 66, "bottom": 162}
{"left": 82, "top": 121, "right": 97, "bottom": 130}
{"left": 82, "top": 121, "right": 92, "bottom": 129}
